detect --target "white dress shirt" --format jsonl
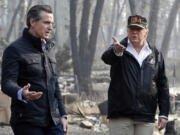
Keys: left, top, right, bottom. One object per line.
{"left": 126, "top": 39, "right": 152, "bottom": 67}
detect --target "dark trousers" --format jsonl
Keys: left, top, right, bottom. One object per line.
{"left": 11, "top": 122, "right": 64, "bottom": 135}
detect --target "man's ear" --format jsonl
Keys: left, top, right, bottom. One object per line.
{"left": 29, "top": 18, "right": 35, "bottom": 27}
{"left": 145, "top": 29, "right": 149, "bottom": 38}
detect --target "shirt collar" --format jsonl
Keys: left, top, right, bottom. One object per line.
{"left": 41, "top": 39, "right": 46, "bottom": 51}
{"left": 127, "top": 39, "right": 150, "bottom": 51}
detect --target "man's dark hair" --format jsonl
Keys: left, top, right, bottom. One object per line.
{"left": 26, "top": 5, "right": 52, "bottom": 28}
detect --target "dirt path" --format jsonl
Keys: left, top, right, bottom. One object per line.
{"left": 0, "top": 124, "right": 109, "bottom": 135}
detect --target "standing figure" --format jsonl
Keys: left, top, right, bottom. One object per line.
{"left": 1, "top": 5, "right": 68, "bottom": 135}
{"left": 101, "top": 15, "right": 170, "bottom": 135}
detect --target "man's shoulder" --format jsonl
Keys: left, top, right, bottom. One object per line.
{"left": 147, "top": 42, "right": 160, "bottom": 54}
{"left": 7, "top": 36, "right": 31, "bottom": 50}
{"left": 152, "top": 46, "right": 162, "bottom": 59}
{"left": 3, "top": 37, "right": 28, "bottom": 55}
{"left": 8, "top": 37, "right": 24, "bottom": 47}
{"left": 148, "top": 45, "right": 163, "bottom": 63}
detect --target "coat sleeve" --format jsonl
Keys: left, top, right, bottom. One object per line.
{"left": 53, "top": 59, "right": 67, "bottom": 117}
{"left": 101, "top": 44, "right": 122, "bottom": 65}
{"left": 1, "top": 46, "right": 21, "bottom": 99}
{"left": 156, "top": 52, "right": 170, "bottom": 117}
{"left": 49, "top": 46, "right": 67, "bottom": 117}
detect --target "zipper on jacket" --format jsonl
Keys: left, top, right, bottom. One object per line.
{"left": 140, "top": 68, "right": 143, "bottom": 90}
{"left": 124, "top": 51, "right": 140, "bottom": 68}
{"left": 140, "top": 53, "right": 155, "bottom": 88}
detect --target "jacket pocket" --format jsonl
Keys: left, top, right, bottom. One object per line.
{"left": 23, "top": 55, "right": 42, "bottom": 76}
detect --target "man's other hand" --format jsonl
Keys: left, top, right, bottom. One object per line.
{"left": 158, "top": 117, "right": 168, "bottom": 131}
{"left": 22, "top": 83, "right": 43, "bottom": 100}
{"left": 61, "top": 117, "right": 68, "bottom": 135}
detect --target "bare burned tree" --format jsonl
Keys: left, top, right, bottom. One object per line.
{"left": 147, "top": 0, "right": 160, "bottom": 46}
{"left": 128, "top": 0, "right": 136, "bottom": 15}
{"left": 70, "top": 0, "right": 105, "bottom": 95}
{"left": 160, "top": 0, "right": 180, "bottom": 59}
{"left": 6, "top": 0, "right": 23, "bottom": 42}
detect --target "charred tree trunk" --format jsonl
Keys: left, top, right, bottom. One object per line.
{"left": 128, "top": 0, "right": 136, "bottom": 15}
{"left": 85, "top": 0, "right": 105, "bottom": 94}
{"left": 107, "top": 0, "right": 116, "bottom": 45}
{"left": 69, "top": 0, "right": 105, "bottom": 95}
{"left": 113, "top": 0, "right": 125, "bottom": 37}
{"left": 160, "top": 0, "right": 180, "bottom": 59}
{"left": 78, "top": 0, "right": 91, "bottom": 95}
{"left": 140, "top": 0, "right": 147, "bottom": 15}
{"left": 87, "top": 0, "right": 105, "bottom": 72}
{"left": 69, "top": 0, "right": 80, "bottom": 76}
{"left": 18, "top": 0, "right": 26, "bottom": 36}
{"left": 6, "top": 0, "right": 22, "bottom": 42}
{"left": 147, "top": 0, "right": 160, "bottom": 46}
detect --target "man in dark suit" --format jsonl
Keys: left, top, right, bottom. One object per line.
{"left": 1, "top": 5, "right": 68, "bottom": 135}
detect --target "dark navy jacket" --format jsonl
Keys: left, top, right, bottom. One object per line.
{"left": 101, "top": 37, "right": 170, "bottom": 122}
{"left": 1, "top": 28, "right": 66, "bottom": 127}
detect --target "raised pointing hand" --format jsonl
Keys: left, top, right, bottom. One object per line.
{"left": 112, "top": 36, "right": 126, "bottom": 53}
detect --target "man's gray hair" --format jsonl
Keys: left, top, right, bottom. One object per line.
{"left": 26, "top": 5, "right": 52, "bottom": 28}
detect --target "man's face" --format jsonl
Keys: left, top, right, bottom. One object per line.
{"left": 29, "top": 11, "right": 54, "bottom": 40}
{"left": 127, "top": 26, "right": 148, "bottom": 45}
